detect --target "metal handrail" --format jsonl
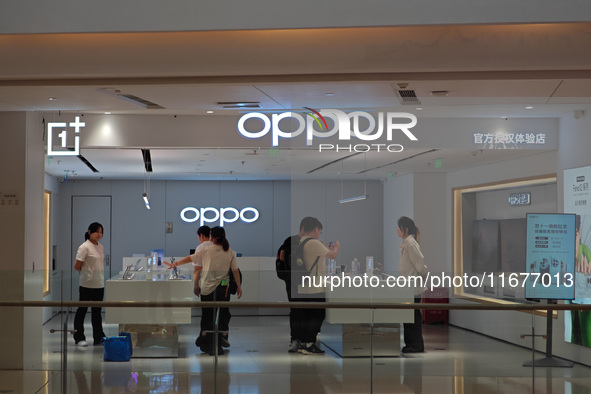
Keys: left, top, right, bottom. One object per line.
{"left": 3, "top": 300, "right": 591, "bottom": 311}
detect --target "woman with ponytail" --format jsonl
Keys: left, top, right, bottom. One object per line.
{"left": 73, "top": 222, "right": 106, "bottom": 346}
{"left": 173, "top": 226, "right": 241, "bottom": 355}
{"left": 397, "top": 216, "right": 427, "bottom": 353}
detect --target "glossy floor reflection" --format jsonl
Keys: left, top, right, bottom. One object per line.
{"left": 2, "top": 314, "right": 591, "bottom": 393}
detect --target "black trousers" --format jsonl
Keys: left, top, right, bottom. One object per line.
{"left": 284, "top": 280, "right": 298, "bottom": 341}
{"left": 403, "top": 296, "right": 424, "bottom": 350}
{"left": 73, "top": 286, "right": 106, "bottom": 344}
{"left": 198, "top": 284, "right": 231, "bottom": 351}
{"left": 292, "top": 294, "right": 325, "bottom": 344}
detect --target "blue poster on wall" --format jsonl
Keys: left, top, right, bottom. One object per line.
{"left": 525, "top": 213, "right": 576, "bottom": 300}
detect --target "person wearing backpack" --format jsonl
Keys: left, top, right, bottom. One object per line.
{"left": 276, "top": 219, "right": 306, "bottom": 353}
{"left": 293, "top": 217, "right": 340, "bottom": 355}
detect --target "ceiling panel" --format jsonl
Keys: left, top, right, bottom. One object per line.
{"left": 6, "top": 23, "right": 591, "bottom": 181}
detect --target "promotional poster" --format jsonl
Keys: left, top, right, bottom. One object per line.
{"left": 524, "top": 213, "right": 575, "bottom": 300}
{"left": 564, "top": 165, "right": 591, "bottom": 346}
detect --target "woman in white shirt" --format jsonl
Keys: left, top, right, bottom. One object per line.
{"left": 397, "top": 216, "right": 426, "bottom": 353}
{"left": 73, "top": 222, "right": 106, "bottom": 347}
{"left": 172, "top": 226, "right": 242, "bottom": 355}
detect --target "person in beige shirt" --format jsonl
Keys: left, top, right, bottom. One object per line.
{"left": 397, "top": 216, "right": 426, "bottom": 353}
{"left": 173, "top": 226, "right": 241, "bottom": 355}
{"left": 294, "top": 217, "right": 340, "bottom": 355}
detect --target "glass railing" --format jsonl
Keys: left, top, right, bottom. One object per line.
{"left": 2, "top": 270, "right": 591, "bottom": 393}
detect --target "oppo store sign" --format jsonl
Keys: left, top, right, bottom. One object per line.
{"left": 180, "top": 206, "right": 259, "bottom": 226}
{"left": 237, "top": 109, "right": 418, "bottom": 149}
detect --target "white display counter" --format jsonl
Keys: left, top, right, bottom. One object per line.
{"left": 106, "top": 255, "right": 287, "bottom": 356}
{"left": 322, "top": 277, "right": 415, "bottom": 357}
{"left": 105, "top": 275, "right": 193, "bottom": 325}
{"left": 108, "top": 256, "right": 288, "bottom": 323}
{"left": 231, "top": 256, "right": 289, "bottom": 315}
{"left": 105, "top": 266, "right": 194, "bottom": 358}
{"left": 325, "top": 278, "right": 414, "bottom": 324}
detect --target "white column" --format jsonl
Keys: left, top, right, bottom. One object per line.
{"left": 0, "top": 112, "right": 44, "bottom": 370}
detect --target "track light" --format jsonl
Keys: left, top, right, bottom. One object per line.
{"left": 338, "top": 194, "right": 368, "bottom": 204}
{"left": 142, "top": 193, "right": 150, "bottom": 210}
{"left": 338, "top": 154, "right": 369, "bottom": 204}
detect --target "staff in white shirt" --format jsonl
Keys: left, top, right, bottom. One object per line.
{"left": 73, "top": 222, "right": 106, "bottom": 347}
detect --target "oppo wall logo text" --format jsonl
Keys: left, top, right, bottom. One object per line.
{"left": 180, "top": 206, "right": 259, "bottom": 226}
{"left": 237, "top": 109, "right": 418, "bottom": 152}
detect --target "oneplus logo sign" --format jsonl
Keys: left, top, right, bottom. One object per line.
{"left": 47, "top": 116, "right": 85, "bottom": 156}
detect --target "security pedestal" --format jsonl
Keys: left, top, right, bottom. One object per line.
{"left": 523, "top": 300, "right": 573, "bottom": 368}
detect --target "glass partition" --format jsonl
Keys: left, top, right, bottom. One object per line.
{"left": 2, "top": 270, "right": 591, "bottom": 393}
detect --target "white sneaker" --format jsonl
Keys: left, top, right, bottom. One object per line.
{"left": 76, "top": 340, "right": 88, "bottom": 347}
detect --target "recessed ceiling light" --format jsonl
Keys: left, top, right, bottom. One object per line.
{"left": 206, "top": 110, "right": 214, "bottom": 114}
{"left": 104, "top": 112, "right": 111, "bottom": 115}
{"left": 525, "top": 106, "right": 534, "bottom": 110}
{"left": 48, "top": 97, "right": 58, "bottom": 101}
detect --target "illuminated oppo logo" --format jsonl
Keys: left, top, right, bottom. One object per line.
{"left": 180, "top": 206, "right": 260, "bottom": 226}
{"left": 237, "top": 109, "right": 418, "bottom": 149}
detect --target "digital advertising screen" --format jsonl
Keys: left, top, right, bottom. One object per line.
{"left": 525, "top": 213, "right": 576, "bottom": 300}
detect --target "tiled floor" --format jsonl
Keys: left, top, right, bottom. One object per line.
{"left": 2, "top": 313, "right": 591, "bottom": 393}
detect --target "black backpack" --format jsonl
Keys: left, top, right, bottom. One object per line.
{"left": 290, "top": 237, "right": 320, "bottom": 293}
{"left": 228, "top": 267, "right": 242, "bottom": 295}
{"left": 275, "top": 235, "right": 297, "bottom": 281}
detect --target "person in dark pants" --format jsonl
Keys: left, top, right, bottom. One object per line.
{"left": 277, "top": 220, "right": 305, "bottom": 353}
{"left": 295, "top": 217, "right": 340, "bottom": 355}
{"left": 73, "top": 222, "right": 107, "bottom": 346}
{"left": 172, "top": 226, "right": 242, "bottom": 355}
{"left": 397, "top": 216, "right": 427, "bottom": 353}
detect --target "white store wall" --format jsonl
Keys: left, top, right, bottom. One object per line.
{"left": 383, "top": 173, "right": 447, "bottom": 276}
{"left": 383, "top": 174, "right": 414, "bottom": 274}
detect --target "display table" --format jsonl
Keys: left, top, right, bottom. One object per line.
{"left": 106, "top": 254, "right": 285, "bottom": 357}
{"left": 323, "top": 278, "right": 414, "bottom": 357}
{"left": 105, "top": 269, "right": 193, "bottom": 357}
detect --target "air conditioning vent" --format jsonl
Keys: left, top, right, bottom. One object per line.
{"left": 396, "top": 90, "right": 421, "bottom": 104}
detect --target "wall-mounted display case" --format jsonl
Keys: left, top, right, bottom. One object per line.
{"left": 452, "top": 174, "right": 557, "bottom": 304}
